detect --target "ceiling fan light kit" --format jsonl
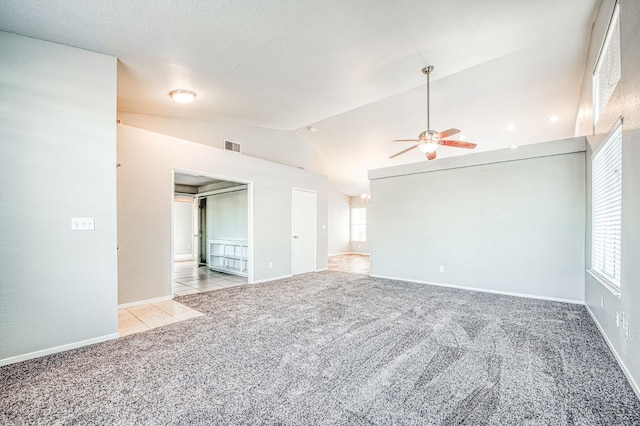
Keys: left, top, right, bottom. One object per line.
{"left": 389, "top": 66, "right": 477, "bottom": 161}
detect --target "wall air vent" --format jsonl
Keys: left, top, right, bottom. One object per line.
{"left": 224, "top": 140, "right": 241, "bottom": 153}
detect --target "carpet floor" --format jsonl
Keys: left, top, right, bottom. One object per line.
{"left": 1, "top": 271, "right": 639, "bottom": 425}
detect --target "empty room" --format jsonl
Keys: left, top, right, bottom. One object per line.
{"left": 1, "top": 0, "right": 639, "bottom": 424}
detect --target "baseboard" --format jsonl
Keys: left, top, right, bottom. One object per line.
{"left": 118, "top": 295, "right": 173, "bottom": 309}
{"left": 328, "top": 252, "right": 371, "bottom": 256}
{"left": 0, "top": 333, "right": 119, "bottom": 367}
{"left": 251, "top": 274, "right": 293, "bottom": 284}
{"left": 585, "top": 305, "right": 640, "bottom": 399}
{"left": 369, "top": 274, "right": 583, "bottom": 305}
{"left": 316, "top": 267, "right": 328, "bottom": 272}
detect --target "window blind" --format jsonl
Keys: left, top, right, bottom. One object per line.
{"left": 592, "top": 123, "right": 622, "bottom": 288}
{"left": 593, "top": 3, "right": 621, "bottom": 126}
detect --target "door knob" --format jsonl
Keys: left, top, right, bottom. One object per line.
{"left": 293, "top": 235, "right": 300, "bottom": 239}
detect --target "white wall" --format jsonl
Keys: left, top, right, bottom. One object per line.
{"left": 205, "top": 189, "right": 248, "bottom": 242}
{"left": 369, "top": 139, "right": 586, "bottom": 302}
{"left": 118, "top": 112, "right": 321, "bottom": 173}
{"left": 0, "top": 33, "right": 118, "bottom": 364}
{"left": 327, "top": 186, "right": 350, "bottom": 255}
{"left": 174, "top": 199, "right": 193, "bottom": 259}
{"left": 117, "top": 124, "right": 328, "bottom": 304}
{"left": 576, "top": 0, "right": 640, "bottom": 396}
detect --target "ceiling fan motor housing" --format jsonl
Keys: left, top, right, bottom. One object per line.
{"left": 419, "top": 130, "right": 439, "bottom": 141}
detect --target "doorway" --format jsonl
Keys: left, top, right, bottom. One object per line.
{"left": 173, "top": 171, "right": 253, "bottom": 295}
{"left": 292, "top": 188, "right": 317, "bottom": 275}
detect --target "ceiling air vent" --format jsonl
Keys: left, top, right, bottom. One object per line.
{"left": 224, "top": 140, "right": 241, "bottom": 153}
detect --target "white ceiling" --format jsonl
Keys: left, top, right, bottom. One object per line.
{"left": 0, "top": 0, "right": 600, "bottom": 195}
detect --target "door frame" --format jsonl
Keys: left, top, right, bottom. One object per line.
{"left": 291, "top": 187, "right": 317, "bottom": 275}
{"left": 171, "top": 169, "right": 255, "bottom": 295}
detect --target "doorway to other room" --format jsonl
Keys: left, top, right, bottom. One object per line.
{"left": 173, "top": 171, "right": 252, "bottom": 295}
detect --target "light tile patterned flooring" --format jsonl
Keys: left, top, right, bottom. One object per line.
{"left": 118, "top": 262, "right": 247, "bottom": 336}
{"left": 173, "top": 261, "right": 248, "bottom": 295}
{"left": 119, "top": 257, "right": 367, "bottom": 336}
{"left": 118, "top": 300, "right": 204, "bottom": 336}
{"left": 328, "top": 253, "right": 370, "bottom": 275}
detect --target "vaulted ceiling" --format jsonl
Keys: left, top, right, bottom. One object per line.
{"left": 0, "top": 0, "right": 600, "bottom": 195}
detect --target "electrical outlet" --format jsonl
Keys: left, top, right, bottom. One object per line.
{"left": 268, "top": 262, "right": 272, "bottom": 268}
{"left": 439, "top": 265, "right": 445, "bottom": 272}
{"left": 624, "top": 323, "right": 629, "bottom": 340}
{"left": 616, "top": 312, "right": 620, "bottom": 327}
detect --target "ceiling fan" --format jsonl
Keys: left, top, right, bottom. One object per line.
{"left": 389, "top": 66, "right": 477, "bottom": 161}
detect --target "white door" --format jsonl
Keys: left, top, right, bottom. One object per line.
{"left": 292, "top": 188, "right": 317, "bottom": 275}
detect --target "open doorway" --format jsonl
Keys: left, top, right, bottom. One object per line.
{"left": 173, "top": 171, "right": 252, "bottom": 296}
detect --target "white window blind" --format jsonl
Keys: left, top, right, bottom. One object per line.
{"left": 593, "top": 3, "right": 621, "bottom": 126}
{"left": 591, "top": 123, "right": 622, "bottom": 289}
{"left": 350, "top": 207, "right": 367, "bottom": 242}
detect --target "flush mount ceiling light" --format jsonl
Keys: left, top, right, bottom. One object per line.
{"left": 548, "top": 115, "right": 560, "bottom": 123}
{"left": 504, "top": 123, "right": 515, "bottom": 131}
{"left": 169, "top": 89, "right": 196, "bottom": 103}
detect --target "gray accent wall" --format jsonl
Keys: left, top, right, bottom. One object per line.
{"left": 117, "top": 124, "right": 328, "bottom": 304}
{"left": 0, "top": 33, "right": 118, "bottom": 362}
{"left": 576, "top": 0, "right": 640, "bottom": 396}
{"left": 369, "top": 139, "right": 586, "bottom": 302}
{"left": 205, "top": 189, "right": 248, "bottom": 242}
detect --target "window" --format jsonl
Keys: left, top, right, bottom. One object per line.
{"left": 591, "top": 121, "right": 622, "bottom": 290}
{"left": 350, "top": 207, "right": 366, "bottom": 242}
{"left": 593, "top": 3, "right": 621, "bottom": 126}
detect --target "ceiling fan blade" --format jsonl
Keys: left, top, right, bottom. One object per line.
{"left": 437, "top": 128, "right": 460, "bottom": 139}
{"left": 389, "top": 143, "right": 421, "bottom": 159}
{"left": 426, "top": 151, "right": 437, "bottom": 160}
{"left": 438, "top": 139, "right": 477, "bottom": 149}
{"left": 392, "top": 139, "right": 420, "bottom": 142}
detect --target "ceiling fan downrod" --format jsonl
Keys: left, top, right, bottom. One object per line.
{"left": 422, "top": 65, "right": 434, "bottom": 134}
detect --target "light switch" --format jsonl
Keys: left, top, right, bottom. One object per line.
{"left": 72, "top": 217, "right": 95, "bottom": 231}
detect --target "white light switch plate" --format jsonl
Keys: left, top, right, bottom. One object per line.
{"left": 72, "top": 217, "right": 95, "bottom": 231}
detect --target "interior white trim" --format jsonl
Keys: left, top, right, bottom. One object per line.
{"left": 328, "top": 252, "right": 371, "bottom": 256}
{"left": 587, "top": 270, "right": 622, "bottom": 299}
{"left": 586, "top": 304, "right": 640, "bottom": 399}
{"left": 118, "top": 295, "right": 173, "bottom": 309}
{"left": 0, "top": 333, "right": 119, "bottom": 367}
{"left": 172, "top": 167, "right": 255, "bottom": 289}
{"left": 369, "top": 137, "right": 587, "bottom": 181}
{"left": 370, "top": 274, "right": 584, "bottom": 305}
{"left": 251, "top": 274, "right": 293, "bottom": 284}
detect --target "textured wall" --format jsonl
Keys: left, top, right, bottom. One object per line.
{"left": 117, "top": 125, "right": 328, "bottom": 304}
{"left": 327, "top": 187, "right": 350, "bottom": 255}
{"left": 0, "top": 33, "right": 118, "bottom": 362}
{"left": 578, "top": 0, "right": 640, "bottom": 396}
{"left": 369, "top": 141, "right": 585, "bottom": 302}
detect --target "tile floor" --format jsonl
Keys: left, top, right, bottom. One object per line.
{"left": 328, "top": 253, "right": 370, "bottom": 275}
{"left": 118, "top": 262, "right": 248, "bottom": 336}
{"left": 118, "top": 299, "right": 204, "bottom": 336}
{"left": 173, "top": 261, "right": 248, "bottom": 296}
